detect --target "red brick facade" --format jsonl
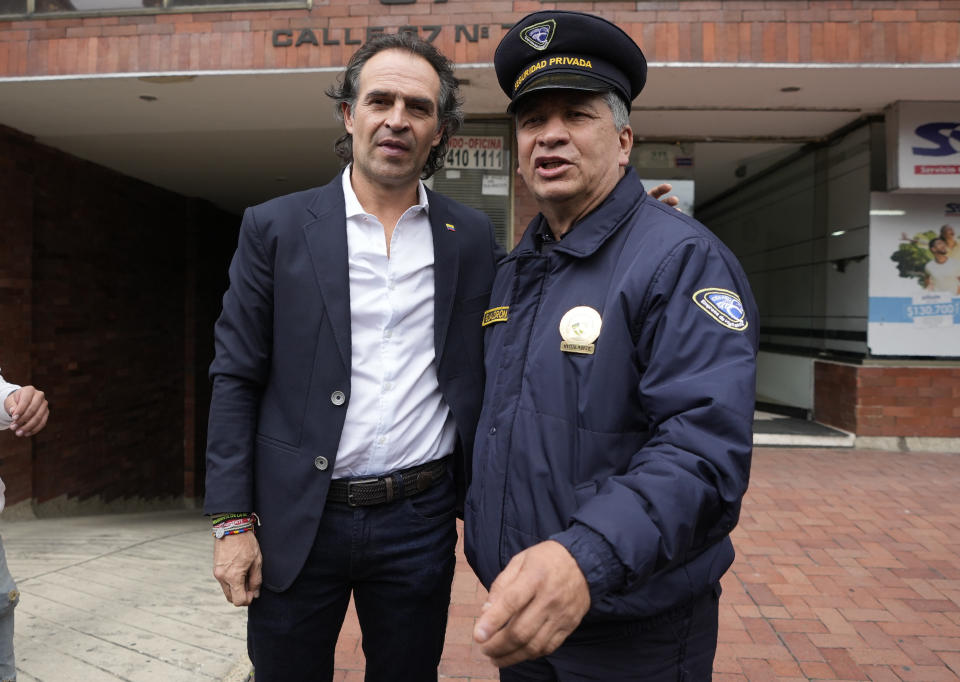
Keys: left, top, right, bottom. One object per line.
{"left": 0, "top": 124, "right": 236, "bottom": 511}
{"left": 2, "top": 1, "right": 959, "bottom": 511}
{"left": 1, "top": 0, "right": 960, "bottom": 79}
{"left": 815, "top": 360, "right": 960, "bottom": 438}
{"left": 0, "top": 134, "right": 36, "bottom": 505}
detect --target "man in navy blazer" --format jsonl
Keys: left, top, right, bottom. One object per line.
{"left": 204, "top": 33, "right": 500, "bottom": 681}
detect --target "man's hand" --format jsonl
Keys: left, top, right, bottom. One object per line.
{"left": 5, "top": 386, "right": 49, "bottom": 437}
{"left": 473, "top": 540, "right": 591, "bottom": 668}
{"left": 213, "top": 532, "right": 263, "bottom": 606}
{"left": 647, "top": 182, "right": 681, "bottom": 209}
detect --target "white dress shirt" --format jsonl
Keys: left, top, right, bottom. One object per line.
{"left": 333, "top": 168, "right": 456, "bottom": 478}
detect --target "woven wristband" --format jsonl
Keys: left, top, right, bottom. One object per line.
{"left": 212, "top": 513, "right": 260, "bottom": 539}
{"left": 211, "top": 512, "right": 250, "bottom": 526}
{"left": 213, "top": 525, "right": 254, "bottom": 539}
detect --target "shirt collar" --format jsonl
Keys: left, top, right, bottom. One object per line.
{"left": 341, "top": 164, "right": 430, "bottom": 219}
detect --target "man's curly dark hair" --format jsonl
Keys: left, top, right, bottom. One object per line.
{"left": 325, "top": 32, "right": 464, "bottom": 180}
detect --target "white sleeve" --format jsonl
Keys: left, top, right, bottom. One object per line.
{"left": 0, "top": 372, "right": 22, "bottom": 429}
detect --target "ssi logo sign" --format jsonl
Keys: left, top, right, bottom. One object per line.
{"left": 912, "top": 122, "right": 960, "bottom": 176}
{"left": 913, "top": 122, "right": 960, "bottom": 157}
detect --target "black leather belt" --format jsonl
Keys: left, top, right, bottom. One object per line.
{"left": 327, "top": 457, "right": 449, "bottom": 507}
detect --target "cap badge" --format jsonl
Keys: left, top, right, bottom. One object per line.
{"left": 693, "top": 288, "right": 748, "bottom": 331}
{"left": 559, "top": 306, "right": 602, "bottom": 354}
{"left": 519, "top": 19, "right": 556, "bottom": 51}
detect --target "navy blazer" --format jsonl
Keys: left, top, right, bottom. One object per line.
{"left": 204, "top": 172, "right": 500, "bottom": 591}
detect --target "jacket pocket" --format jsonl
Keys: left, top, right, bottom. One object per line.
{"left": 255, "top": 432, "right": 300, "bottom": 455}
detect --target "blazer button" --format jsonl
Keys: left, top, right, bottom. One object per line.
{"left": 314, "top": 456, "right": 329, "bottom": 471}
{"left": 331, "top": 390, "right": 346, "bottom": 406}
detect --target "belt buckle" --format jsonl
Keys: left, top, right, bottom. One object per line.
{"left": 346, "top": 477, "right": 380, "bottom": 507}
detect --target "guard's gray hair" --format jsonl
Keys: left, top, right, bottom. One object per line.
{"left": 513, "top": 88, "right": 630, "bottom": 131}
{"left": 602, "top": 91, "right": 630, "bottom": 131}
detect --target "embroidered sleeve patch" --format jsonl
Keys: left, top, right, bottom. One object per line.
{"left": 482, "top": 306, "right": 509, "bottom": 326}
{"left": 692, "top": 288, "right": 748, "bottom": 331}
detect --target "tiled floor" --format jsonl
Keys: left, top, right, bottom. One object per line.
{"left": 334, "top": 447, "right": 960, "bottom": 681}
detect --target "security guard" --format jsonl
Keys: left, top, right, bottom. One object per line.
{"left": 466, "top": 11, "right": 759, "bottom": 680}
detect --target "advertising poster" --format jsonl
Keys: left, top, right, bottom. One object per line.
{"left": 868, "top": 192, "right": 960, "bottom": 356}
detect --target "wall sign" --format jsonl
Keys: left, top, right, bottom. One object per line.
{"left": 886, "top": 101, "right": 960, "bottom": 191}
{"left": 445, "top": 136, "right": 505, "bottom": 171}
{"left": 272, "top": 24, "right": 508, "bottom": 47}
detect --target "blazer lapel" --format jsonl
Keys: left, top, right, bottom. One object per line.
{"left": 428, "top": 191, "right": 460, "bottom": 364}
{"left": 303, "top": 176, "right": 351, "bottom": 374}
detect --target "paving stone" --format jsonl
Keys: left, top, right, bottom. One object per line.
{"left": 0, "top": 446, "right": 958, "bottom": 680}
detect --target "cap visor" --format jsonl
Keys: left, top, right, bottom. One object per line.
{"left": 509, "top": 72, "right": 613, "bottom": 111}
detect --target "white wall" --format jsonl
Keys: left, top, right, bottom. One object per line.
{"left": 756, "top": 351, "right": 814, "bottom": 411}
{"left": 697, "top": 121, "right": 882, "bottom": 410}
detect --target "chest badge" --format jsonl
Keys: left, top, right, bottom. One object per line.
{"left": 559, "top": 306, "right": 602, "bottom": 354}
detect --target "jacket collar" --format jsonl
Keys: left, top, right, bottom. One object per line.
{"left": 303, "top": 171, "right": 352, "bottom": 373}
{"left": 509, "top": 167, "right": 647, "bottom": 261}
{"left": 424, "top": 187, "right": 459, "bottom": 364}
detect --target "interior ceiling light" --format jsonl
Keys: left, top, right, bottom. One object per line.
{"left": 780, "top": 86, "right": 801, "bottom": 93}
{"left": 870, "top": 209, "right": 907, "bottom": 216}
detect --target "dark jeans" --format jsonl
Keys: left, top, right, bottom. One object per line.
{"left": 501, "top": 584, "right": 721, "bottom": 682}
{"left": 247, "top": 470, "right": 458, "bottom": 682}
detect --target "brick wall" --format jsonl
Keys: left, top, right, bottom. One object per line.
{"left": 0, "top": 128, "right": 36, "bottom": 504}
{"left": 815, "top": 360, "right": 960, "bottom": 437}
{"left": 813, "top": 360, "right": 858, "bottom": 433}
{"left": 1, "top": 0, "right": 959, "bottom": 79}
{"left": 188, "top": 202, "right": 241, "bottom": 501}
{"left": 0, "top": 124, "right": 236, "bottom": 512}
{"left": 511, "top": 167, "right": 538, "bottom": 247}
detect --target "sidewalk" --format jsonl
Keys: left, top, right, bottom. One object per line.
{"left": 0, "top": 509, "right": 250, "bottom": 682}
{"left": 1, "top": 445, "right": 958, "bottom": 681}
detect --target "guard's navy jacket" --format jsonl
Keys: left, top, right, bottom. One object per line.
{"left": 464, "top": 168, "right": 759, "bottom": 622}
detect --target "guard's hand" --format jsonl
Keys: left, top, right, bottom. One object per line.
{"left": 647, "top": 183, "right": 681, "bottom": 210}
{"left": 473, "top": 540, "right": 590, "bottom": 668}
{"left": 213, "top": 532, "right": 263, "bottom": 606}
{"left": 5, "top": 386, "right": 49, "bottom": 437}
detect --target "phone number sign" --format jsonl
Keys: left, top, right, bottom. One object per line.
{"left": 446, "top": 136, "right": 506, "bottom": 171}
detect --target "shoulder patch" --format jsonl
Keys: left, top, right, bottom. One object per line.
{"left": 482, "top": 306, "right": 509, "bottom": 326}
{"left": 519, "top": 19, "right": 556, "bottom": 51}
{"left": 692, "top": 288, "right": 748, "bottom": 331}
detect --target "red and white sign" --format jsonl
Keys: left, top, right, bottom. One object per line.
{"left": 446, "top": 136, "right": 505, "bottom": 170}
